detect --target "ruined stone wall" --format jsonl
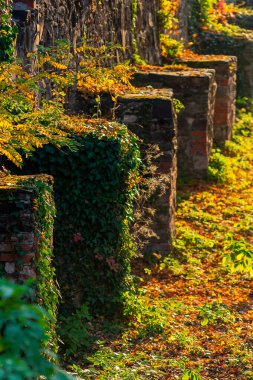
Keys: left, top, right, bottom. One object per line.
{"left": 0, "top": 185, "right": 37, "bottom": 281}
{"left": 228, "top": 13, "right": 253, "bottom": 30}
{"left": 114, "top": 89, "right": 177, "bottom": 255}
{"left": 235, "top": 0, "right": 253, "bottom": 6}
{"left": 133, "top": 69, "right": 217, "bottom": 178}
{"left": 14, "top": 0, "right": 161, "bottom": 64}
{"left": 194, "top": 32, "right": 253, "bottom": 98}
{"left": 0, "top": 175, "right": 54, "bottom": 282}
{"left": 178, "top": 56, "right": 237, "bottom": 145}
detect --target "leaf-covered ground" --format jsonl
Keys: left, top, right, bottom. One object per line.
{"left": 67, "top": 109, "right": 253, "bottom": 379}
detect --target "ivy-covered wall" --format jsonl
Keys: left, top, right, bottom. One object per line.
{"left": 20, "top": 123, "right": 140, "bottom": 316}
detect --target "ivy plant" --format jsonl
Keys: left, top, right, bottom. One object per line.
{"left": 0, "top": 279, "right": 74, "bottom": 379}
{"left": 20, "top": 122, "right": 141, "bottom": 317}
{"left": 0, "top": 0, "right": 18, "bottom": 62}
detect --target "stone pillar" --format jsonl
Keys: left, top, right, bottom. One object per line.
{"left": 0, "top": 174, "right": 54, "bottom": 282}
{"left": 177, "top": 56, "right": 237, "bottom": 145}
{"left": 115, "top": 89, "right": 177, "bottom": 255}
{"left": 133, "top": 69, "right": 217, "bottom": 178}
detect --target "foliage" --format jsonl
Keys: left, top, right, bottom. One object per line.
{"left": 59, "top": 304, "right": 91, "bottom": 357}
{"left": 189, "top": 0, "right": 253, "bottom": 58}
{"left": 223, "top": 236, "right": 253, "bottom": 276}
{"left": 0, "top": 39, "right": 136, "bottom": 169}
{"left": 190, "top": 26, "right": 253, "bottom": 98}
{"left": 207, "top": 148, "right": 236, "bottom": 183}
{"left": 20, "top": 177, "right": 59, "bottom": 352}
{"left": 19, "top": 122, "right": 141, "bottom": 317}
{"left": 236, "top": 96, "right": 253, "bottom": 112}
{"left": 173, "top": 97, "right": 185, "bottom": 114}
{"left": 131, "top": 0, "right": 146, "bottom": 64}
{"left": 0, "top": 62, "right": 78, "bottom": 168}
{"left": 158, "top": 0, "right": 180, "bottom": 32}
{"left": 206, "top": 108, "right": 253, "bottom": 275}
{"left": 189, "top": 0, "right": 232, "bottom": 33}
{"left": 197, "top": 301, "right": 235, "bottom": 326}
{"left": 31, "top": 39, "right": 134, "bottom": 102}
{"left": 188, "top": 0, "right": 216, "bottom": 35}
{"left": 123, "top": 289, "right": 185, "bottom": 337}
{"left": 208, "top": 107, "right": 253, "bottom": 185}
{"left": 0, "top": 279, "right": 73, "bottom": 379}
{"left": 227, "top": 4, "right": 253, "bottom": 29}
{"left": 0, "top": 39, "right": 141, "bottom": 352}
{"left": 160, "top": 34, "right": 184, "bottom": 58}
{"left": 158, "top": 0, "right": 185, "bottom": 59}
{"left": 0, "top": 0, "right": 17, "bottom": 62}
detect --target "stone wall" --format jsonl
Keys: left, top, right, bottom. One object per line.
{"left": 133, "top": 69, "right": 217, "bottom": 178}
{"left": 194, "top": 32, "right": 253, "bottom": 98}
{"left": 0, "top": 174, "right": 54, "bottom": 282}
{"left": 13, "top": 0, "right": 161, "bottom": 64}
{"left": 235, "top": 0, "right": 253, "bottom": 6}
{"left": 228, "top": 13, "right": 253, "bottom": 30}
{"left": 175, "top": 0, "right": 189, "bottom": 45}
{"left": 177, "top": 55, "right": 237, "bottom": 145}
{"left": 135, "top": 0, "right": 161, "bottom": 64}
{"left": 13, "top": 0, "right": 43, "bottom": 60}
{"left": 114, "top": 89, "right": 177, "bottom": 255}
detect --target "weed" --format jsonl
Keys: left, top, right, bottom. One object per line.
{"left": 197, "top": 302, "right": 235, "bottom": 326}
{"left": 207, "top": 148, "right": 235, "bottom": 183}
{"left": 123, "top": 290, "right": 171, "bottom": 337}
{"left": 223, "top": 236, "right": 253, "bottom": 276}
{"left": 59, "top": 304, "right": 91, "bottom": 357}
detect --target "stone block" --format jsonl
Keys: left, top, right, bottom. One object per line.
{"left": 133, "top": 69, "right": 217, "bottom": 178}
